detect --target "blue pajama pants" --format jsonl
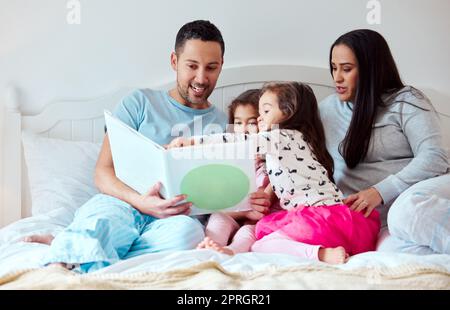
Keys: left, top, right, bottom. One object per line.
{"left": 43, "top": 194, "right": 205, "bottom": 273}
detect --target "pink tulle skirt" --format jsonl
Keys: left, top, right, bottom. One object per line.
{"left": 254, "top": 204, "right": 380, "bottom": 255}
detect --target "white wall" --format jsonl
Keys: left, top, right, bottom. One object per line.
{"left": 0, "top": 0, "right": 449, "bottom": 221}
{"left": 1, "top": 0, "right": 450, "bottom": 115}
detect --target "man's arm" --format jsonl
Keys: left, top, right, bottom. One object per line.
{"left": 94, "top": 135, "right": 192, "bottom": 218}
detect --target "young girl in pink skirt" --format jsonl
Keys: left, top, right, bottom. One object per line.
{"left": 169, "top": 81, "right": 380, "bottom": 264}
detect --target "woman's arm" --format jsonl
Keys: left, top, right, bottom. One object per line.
{"left": 372, "top": 102, "right": 449, "bottom": 205}
{"left": 346, "top": 97, "right": 450, "bottom": 216}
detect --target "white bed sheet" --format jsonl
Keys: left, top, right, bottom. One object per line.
{"left": 0, "top": 210, "right": 449, "bottom": 279}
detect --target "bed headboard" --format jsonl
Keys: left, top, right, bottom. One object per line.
{"left": 2, "top": 64, "right": 449, "bottom": 227}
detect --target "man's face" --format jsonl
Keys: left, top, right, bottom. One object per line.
{"left": 171, "top": 39, "right": 223, "bottom": 109}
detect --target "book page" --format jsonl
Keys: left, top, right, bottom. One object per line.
{"left": 104, "top": 111, "right": 170, "bottom": 197}
{"left": 166, "top": 141, "right": 256, "bottom": 215}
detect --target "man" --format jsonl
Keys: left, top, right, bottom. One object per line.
{"left": 26, "top": 20, "right": 271, "bottom": 273}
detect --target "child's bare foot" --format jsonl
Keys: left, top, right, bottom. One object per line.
{"left": 22, "top": 234, "right": 54, "bottom": 245}
{"left": 318, "top": 246, "right": 348, "bottom": 264}
{"left": 196, "top": 236, "right": 209, "bottom": 249}
{"left": 198, "top": 237, "right": 235, "bottom": 255}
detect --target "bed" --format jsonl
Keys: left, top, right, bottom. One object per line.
{"left": 0, "top": 65, "right": 449, "bottom": 289}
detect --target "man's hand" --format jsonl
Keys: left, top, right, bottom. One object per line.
{"left": 134, "top": 182, "right": 192, "bottom": 218}
{"left": 165, "top": 137, "right": 194, "bottom": 149}
{"left": 343, "top": 187, "right": 383, "bottom": 217}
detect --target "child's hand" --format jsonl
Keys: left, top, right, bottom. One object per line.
{"left": 242, "top": 210, "right": 267, "bottom": 221}
{"left": 165, "top": 137, "right": 193, "bottom": 149}
{"left": 247, "top": 187, "right": 272, "bottom": 220}
{"left": 343, "top": 187, "right": 383, "bottom": 217}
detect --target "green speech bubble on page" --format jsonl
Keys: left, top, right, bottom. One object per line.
{"left": 180, "top": 164, "right": 250, "bottom": 211}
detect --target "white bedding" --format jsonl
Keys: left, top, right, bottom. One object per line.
{"left": 0, "top": 208, "right": 449, "bottom": 286}
{"left": 1, "top": 138, "right": 448, "bottom": 288}
{"left": 2, "top": 86, "right": 449, "bottom": 288}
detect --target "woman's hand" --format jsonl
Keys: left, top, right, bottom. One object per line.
{"left": 343, "top": 187, "right": 383, "bottom": 217}
{"left": 165, "top": 137, "right": 194, "bottom": 149}
{"left": 134, "top": 182, "right": 192, "bottom": 218}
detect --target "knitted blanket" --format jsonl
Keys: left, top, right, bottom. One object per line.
{"left": 1, "top": 262, "right": 449, "bottom": 289}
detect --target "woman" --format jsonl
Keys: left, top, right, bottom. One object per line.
{"left": 320, "top": 29, "right": 450, "bottom": 254}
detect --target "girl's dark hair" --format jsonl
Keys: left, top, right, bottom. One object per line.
{"left": 261, "top": 82, "right": 335, "bottom": 181}
{"left": 228, "top": 89, "right": 260, "bottom": 124}
{"left": 330, "top": 29, "right": 405, "bottom": 168}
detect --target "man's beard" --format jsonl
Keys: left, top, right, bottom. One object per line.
{"left": 177, "top": 81, "right": 211, "bottom": 107}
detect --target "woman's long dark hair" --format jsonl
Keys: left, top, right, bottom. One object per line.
{"left": 330, "top": 29, "right": 405, "bottom": 168}
{"left": 262, "top": 82, "right": 335, "bottom": 181}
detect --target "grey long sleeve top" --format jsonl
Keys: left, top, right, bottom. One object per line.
{"left": 319, "top": 87, "right": 449, "bottom": 214}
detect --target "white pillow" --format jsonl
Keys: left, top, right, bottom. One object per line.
{"left": 387, "top": 173, "right": 450, "bottom": 253}
{"left": 22, "top": 132, "right": 101, "bottom": 216}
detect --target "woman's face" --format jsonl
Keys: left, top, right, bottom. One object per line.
{"left": 331, "top": 44, "right": 359, "bottom": 102}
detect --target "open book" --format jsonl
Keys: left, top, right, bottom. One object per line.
{"left": 104, "top": 111, "right": 256, "bottom": 215}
